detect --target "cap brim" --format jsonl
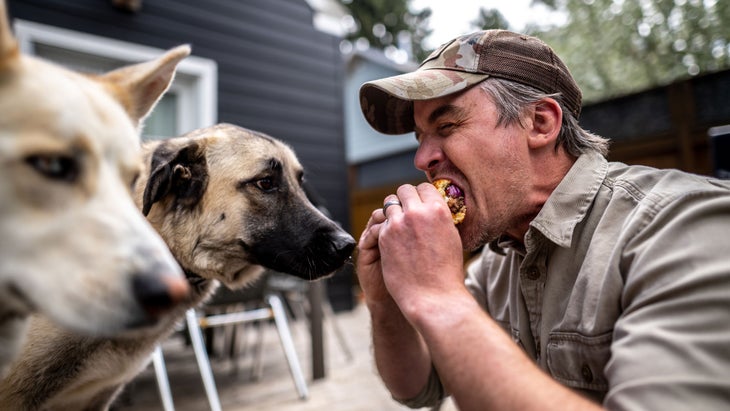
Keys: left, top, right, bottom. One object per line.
{"left": 359, "top": 69, "right": 489, "bottom": 135}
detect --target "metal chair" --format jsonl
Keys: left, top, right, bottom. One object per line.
{"left": 266, "top": 273, "right": 353, "bottom": 362}
{"left": 152, "top": 273, "right": 308, "bottom": 411}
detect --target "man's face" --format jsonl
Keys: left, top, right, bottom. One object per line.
{"left": 413, "top": 85, "right": 533, "bottom": 249}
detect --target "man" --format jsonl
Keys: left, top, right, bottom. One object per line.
{"left": 356, "top": 30, "right": 730, "bottom": 410}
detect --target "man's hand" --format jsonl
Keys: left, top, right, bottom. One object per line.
{"left": 355, "top": 186, "right": 441, "bottom": 400}
{"left": 356, "top": 200, "right": 394, "bottom": 309}
{"left": 377, "top": 183, "right": 466, "bottom": 322}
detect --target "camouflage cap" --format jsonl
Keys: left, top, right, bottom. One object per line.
{"left": 359, "top": 30, "right": 582, "bottom": 135}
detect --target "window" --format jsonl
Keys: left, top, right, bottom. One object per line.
{"left": 13, "top": 20, "right": 217, "bottom": 140}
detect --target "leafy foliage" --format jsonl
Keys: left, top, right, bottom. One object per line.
{"left": 339, "top": 0, "right": 432, "bottom": 62}
{"left": 471, "top": 8, "right": 511, "bottom": 31}
{"left": 529, "top": 0, "right": 730, "bottom": 102}
{"left": 340, "top": 0, "right": 729, "bottom": 101}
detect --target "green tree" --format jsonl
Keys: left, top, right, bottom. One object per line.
{"left": 472, "top": 7, "right": 511, "bottom": 31}
{"left": 531, "top": 0, "right": 730, "bottom": 102}
{"left": 339, "top": 0, "right": 432, "bottom": 62}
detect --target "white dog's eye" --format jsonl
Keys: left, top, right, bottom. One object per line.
{"left": 26, "top": 155, "right": 80, "bottom": 182}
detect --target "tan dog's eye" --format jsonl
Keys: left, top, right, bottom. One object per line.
{"left": 255, "top": 177, "right": 277, "bottom": 192}
{"left": 26, "top": 154, "right": 80, "bottom": 182}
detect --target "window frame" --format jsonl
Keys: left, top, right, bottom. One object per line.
{"left": 13, "top": 19, "right": 218, "bottom": 138}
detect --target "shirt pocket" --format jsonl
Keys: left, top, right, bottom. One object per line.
{"left": 546, "top": 331, "right": 612, "bottom": 392}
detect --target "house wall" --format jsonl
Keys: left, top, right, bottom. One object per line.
{"left": 8, "top": 0, "right": 355, "bottom": 309}
{"left": 582, "top": 69, "right": 730, "bottom": 176}
{"left": 344, "top": 50, "right": 418, "bottom": 164}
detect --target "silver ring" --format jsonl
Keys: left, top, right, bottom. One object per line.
{"left": 382, "top": 200, "right": 402, "bottom": 217}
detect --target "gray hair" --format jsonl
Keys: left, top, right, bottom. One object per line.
{"left": 478, "top": 78, "right": 609, "bottom": 157}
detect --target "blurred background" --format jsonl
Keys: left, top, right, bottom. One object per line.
{"left": 5, "top": 0, "right": 730, "bottom": 409}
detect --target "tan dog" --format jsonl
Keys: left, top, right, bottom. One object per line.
{"left": 0, "top": 0, "right": 190, "bottom": 377}
{"left": 0, "top": 123, "right": 356, "bottom": 410}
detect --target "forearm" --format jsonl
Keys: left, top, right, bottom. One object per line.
{"left": 411, "top": 292, "right": 602, "bottom": 411}
{"left": 367, "top": 298, "right": 434, "bottom": 401}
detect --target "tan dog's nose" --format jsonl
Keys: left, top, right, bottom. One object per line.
{"left": 332, "top": 231, "right": 356, "bottom": 259}
{"left": 132, "top": 273, "right": 190, "bottom": 317}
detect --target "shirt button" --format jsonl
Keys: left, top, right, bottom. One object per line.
{"left": 581, "top": 364, "right": 594, "bottom": 383}
{"left": 526, "top": 268, "right": 540, "bottom": 280}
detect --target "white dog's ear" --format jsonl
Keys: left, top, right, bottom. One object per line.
{"left": 0, "top": 0, "right": 20, "bottom": 70}
{"left": 98, "top": 44, "right": 191, "bottom": 126}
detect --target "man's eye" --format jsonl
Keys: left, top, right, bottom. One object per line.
{"left": 26, "top": 155, "right": 80, "bottom": 182}
{"left": 438, "top": 123, "right": 456, "bottom": 135}
{"left": 255, "top": 177, "right": 277, "bottom": 192}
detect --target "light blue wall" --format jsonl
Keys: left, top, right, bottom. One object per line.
{"left": 344, "top": 51, "right": 418, "bottom": 164}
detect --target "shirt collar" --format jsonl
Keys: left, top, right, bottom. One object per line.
{"left": 528, "top": 152, "right": 608, "bottom": 248}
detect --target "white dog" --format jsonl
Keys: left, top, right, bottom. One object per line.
{"left": 0, "top": 0, "right": 190, "bottom": 377}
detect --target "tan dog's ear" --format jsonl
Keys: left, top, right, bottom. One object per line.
{"left": 142, "top": 141, "right": 208, "bottom": 216}
{"left": 98, "top": 44, "right": 191, "bottom": 126}
{"left": 0, "top": 0, "right": 20, "bottom": 69}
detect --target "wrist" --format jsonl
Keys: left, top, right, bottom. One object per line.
{"left": 405, "top": 288, "right": 482, "bottom": 338}
{"left": 366, "top": 295, "right": 400, "bottom": 320}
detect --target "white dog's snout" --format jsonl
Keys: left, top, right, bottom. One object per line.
{"left": 131, "top": 268, "right": 189, "bottom": 319}
{"left": 129, "top": 225, "right": 189, "bottom": 314}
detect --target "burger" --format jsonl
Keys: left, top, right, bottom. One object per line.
{"left": 433, "top": 178, "right": 466, "bottom": 225}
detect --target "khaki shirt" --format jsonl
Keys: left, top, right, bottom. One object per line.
{"left": 407, "top": 152, "right": 730, "bottom": 409}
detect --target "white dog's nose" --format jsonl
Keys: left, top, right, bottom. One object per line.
{"left": 132, "top": 272, "right": 190, "bottom": 318}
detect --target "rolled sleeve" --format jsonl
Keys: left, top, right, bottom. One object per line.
{"left": 393, "top": 365, "right": 446, "bottom": 409}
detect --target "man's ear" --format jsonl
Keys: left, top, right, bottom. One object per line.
{"left": 526, "top": 98, "right": 562, "bottom": 150}
{"left": 142, "top": 141, "right": 208, "bottom": 216}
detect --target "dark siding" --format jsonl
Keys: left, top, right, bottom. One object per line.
{"left": 8, "top": 0, "right": 354, "bottom": 309}
{"left": 580, "top": 88, "right": 672, "bottom": 141}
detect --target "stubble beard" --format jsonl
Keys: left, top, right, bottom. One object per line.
{"left": 461, "top": 214, "right": 506, "bottom": 252}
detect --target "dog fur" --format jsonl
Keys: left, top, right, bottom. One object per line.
{"left": 0, "top": 1, "right": 191, "bottom": 377}
{"left": 0, "top": 123, "right": 356, "bottom": 410}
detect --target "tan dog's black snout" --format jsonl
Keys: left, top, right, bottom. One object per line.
{"left": 307, "top": 226, "right": 356, "bottom": 275}
{"left": 248, "top": 209, "right": 356, "bottom": 280}
{"left": 331, "top": 230, "right": 357, "bottom": 261}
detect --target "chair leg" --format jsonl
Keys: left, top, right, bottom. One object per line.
{"left": 322, "top": 301, "right": 354, "bottom": 362}
{"left": 251, "top": 321, "right": 266, "bottom": 381}
{"left": 266, "top": 293, "right": 309, "bottom": 400}
{"left": 152, "top": 345, "right": 176, "bottom": 411}
{"left": 186, "top": 308, "right": 223, "bottom": 411}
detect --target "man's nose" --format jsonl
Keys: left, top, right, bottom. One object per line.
{"left": 413, "top": 139, "right": 443, "bottom": 172}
